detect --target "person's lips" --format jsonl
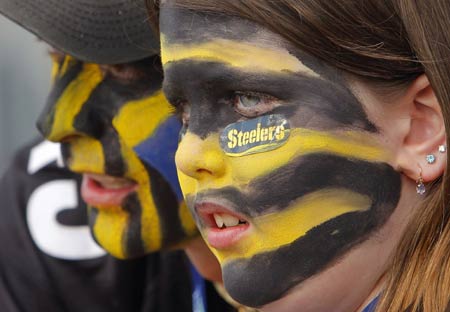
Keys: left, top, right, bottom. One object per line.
{"left": 81, "top": 173, "right": 138, "bottom": 208}
{"left": 196, "top": 202, "right": 250, "bottom": 249}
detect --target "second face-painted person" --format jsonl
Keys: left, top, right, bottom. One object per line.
{"left": 37, "top": 53, "right": 198, "bottom": 259}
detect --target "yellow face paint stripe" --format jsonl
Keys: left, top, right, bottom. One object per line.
{"left": 112, "top": 91, "right": 175, "bottom": 148}
{"left": 178, "top": 128, "right": 390, "bottom": 193}
{"left": 161, "top": 35, "right": 319, "bottom": 76}
{"left": 68, "top": 138, "right": 105, "bottom": 174}
{"left": 50, "top": 59, "right": 60, "bottom": 85}
{"left": 59, "top": 55, "right": 75, "bottom": 78}
{"left": 227, "top": 128, "right": 389, "bottom": 185}
{"left": 92, "top": 205, "right": 127, "bottom": 259}
{"left": 209, "top": 188, "right": 371, "bottom": 264}
{"left": 47, "top": 63, "right": 103, "bottom": 141}
{"left": 179, "top": 201, "right": 198, "bottom": 237}
{"left": 120, "top": 141, "right": 162, "bottom": 251}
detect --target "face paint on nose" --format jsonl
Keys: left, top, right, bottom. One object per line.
{"left": 38, "top": 55, "right": 199, "bottom": 259}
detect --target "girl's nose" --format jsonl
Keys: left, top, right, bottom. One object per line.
{"left": 175, "top": 131, "right": 226, "bottom": 180}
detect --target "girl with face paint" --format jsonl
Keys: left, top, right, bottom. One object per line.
{"left": 154, "top": 0, "right": 450, "bottom": 311}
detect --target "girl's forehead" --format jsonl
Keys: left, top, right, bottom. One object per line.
{"left": 160, "top": 7, "right": 282, "bottom": 46}
{"left": 159, "top": 7, "right": 339, "bottom": 82}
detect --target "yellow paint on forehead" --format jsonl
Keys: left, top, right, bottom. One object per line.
{"left": 209, "top": 188, "right": 371, "bottom": 264}
{"left": 177, "top": 129, "right": 390, "bottom": 194}
{"left": 112, "top": 91, "right": 174, "bottom": 148}
{"left": 92, "top": 205, "right": 128, "bottom": 259}
{"left": 120, "top": 142, "right": 162, "bottom": 251}
{"left": 67, "top": 138, "right": 104, "bottom": 174}
{"left": 161, "top": 35, "right": 319, "bottom": 77}
{"left": 46, "top": 63, "right": 103, "bottom": 141}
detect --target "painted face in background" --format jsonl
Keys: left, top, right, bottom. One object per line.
{"left": 37, "top": 53, "right": 198, "bottom": 259}
{"left": 161, "top": 8, "right": 402, "bottom": 308}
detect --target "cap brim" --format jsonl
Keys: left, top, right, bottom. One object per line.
{"left": 0, "top": 0, "right": 159, "bottom": 64}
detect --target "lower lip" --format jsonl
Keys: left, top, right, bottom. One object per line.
{"left": 81, "top": 175, "right": 137, "bottom": 207}
{"left": 206, "top": 224, "right": 250, "bottom": 249}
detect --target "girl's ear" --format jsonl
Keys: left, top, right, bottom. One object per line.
{"left": 397, "top": 74, "right": 446, "bottom": 182}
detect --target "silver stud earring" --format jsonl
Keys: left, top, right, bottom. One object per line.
{"left": 439, "top": 145, "right": 447, "bottom": 153}
{"left": 416, "top": 170, "right": 426, "bottom": 195}
{"left": 426, "top": 154, "right": 436, "bottom": 164}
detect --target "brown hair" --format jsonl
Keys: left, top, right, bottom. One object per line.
{"left": 148, "top": 0, "right": 450, "bottom": 310}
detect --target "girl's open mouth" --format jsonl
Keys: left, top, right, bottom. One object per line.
{"left": 196, "top": 202, "right": 250, "bottom": 249}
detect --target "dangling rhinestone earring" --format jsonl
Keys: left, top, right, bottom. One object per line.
{"left": 439, "top": 145, "right": 447, "bottom": 153}
{"left": 416, "top": 169, "right": 426, "bottom": 195}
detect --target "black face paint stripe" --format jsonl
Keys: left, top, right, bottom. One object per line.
{"left": 60, "top": 142, "right": 71, "bottom": 168}
{"left": 164, "top": 60, "right": 377, "bottom": 139}
{"left": 189, "top": 154, "right": 401, "bottom": 219}
{"left": 145, "top": 163, "right": 187, "bottom": 246}
{"left": 36, "top": 61, "right": 84, "bottom": 137}
{"left": 161, "top": 8, "right": 262, "bottom": 46}
{"left": 223, "top": 199, "right": 397, "bottom": 307}
{"left": 100, "top": 128, "right": 126, "bottom": 177}
{"left": 122, "top": 193, "right": 146, "bottom": 258}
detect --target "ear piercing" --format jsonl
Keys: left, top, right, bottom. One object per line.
{"left": 416, "top": 169, "right": 426, "bottom": 195}
{"left": 426, "top": 154, "right": 436, "bottom": 164}
{"left": 425, "top": 145, "right": 446, "bottom": 164}
{"left": 419, "top": 145, "right": 446, "bottom": 194}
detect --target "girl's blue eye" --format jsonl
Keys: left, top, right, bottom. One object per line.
{"left": 233, "top": 92, "right": 280, "bottom": 117}
{"left": 238, "top": 94, "right": 261, "bottom": 107}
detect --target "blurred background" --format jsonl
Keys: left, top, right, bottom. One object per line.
{"left": 0, "top": 15, "right": 52, "bottom": 175}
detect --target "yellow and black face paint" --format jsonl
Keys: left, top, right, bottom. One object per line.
{"left": 37, "top": 55, "right": 198, "bottom": 259}
{"left": 161, "top": 7, "right": 401, "bottom": 308}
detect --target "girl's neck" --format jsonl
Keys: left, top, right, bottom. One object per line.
{"left": 356, "top": 274, "right": 385, "bottom": 312}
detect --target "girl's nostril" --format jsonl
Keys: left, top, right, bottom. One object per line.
{"left": 196, "top": 168, "right": 213, "bottom": 175}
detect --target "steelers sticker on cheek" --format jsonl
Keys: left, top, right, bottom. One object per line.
{"left": 220, "top": 114, "right": 291, "bottom": 156}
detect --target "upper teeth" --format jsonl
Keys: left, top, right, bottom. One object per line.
{"left": 213, "top": 213, "right": 243, "bottom": 228}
